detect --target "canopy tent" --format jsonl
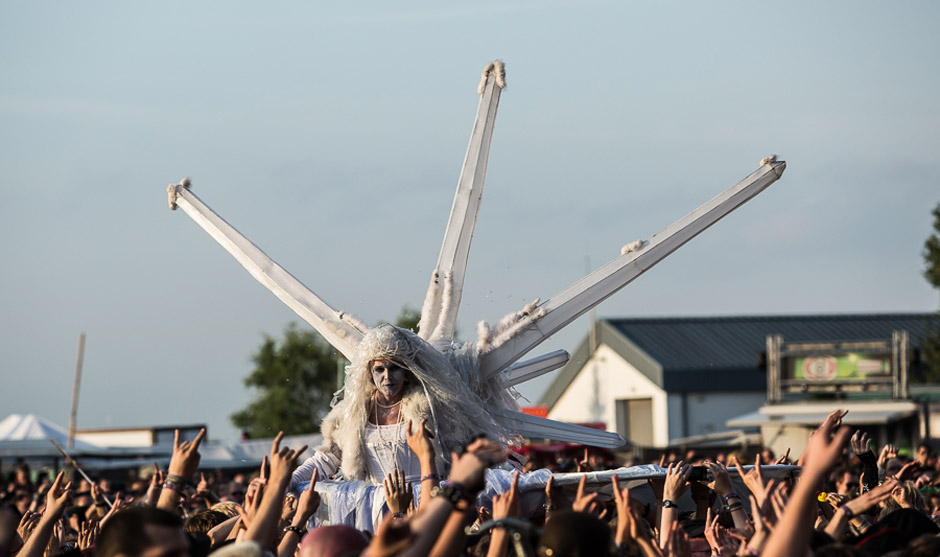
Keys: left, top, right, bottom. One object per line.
{"left": 0, "top": 413, "right": 103, "bottom": 459}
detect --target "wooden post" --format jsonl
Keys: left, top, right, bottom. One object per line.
{"left": 67, "top": 332, "right": 85, "bottom": 449}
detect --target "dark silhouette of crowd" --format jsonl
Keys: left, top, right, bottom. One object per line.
{"left": 3, "top": 410, "right": 940, "bottom": 556}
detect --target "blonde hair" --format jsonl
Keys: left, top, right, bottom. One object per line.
{"left": 318, "top": 324, "right": 520, "bottom": 480}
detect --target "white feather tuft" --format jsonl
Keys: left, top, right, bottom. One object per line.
{"left": 621, "top": 239, "right": 646, "bottom": 255}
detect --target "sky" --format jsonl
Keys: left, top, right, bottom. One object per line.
{"left": 2, "top": 1, "right": 939, "bottom": 444}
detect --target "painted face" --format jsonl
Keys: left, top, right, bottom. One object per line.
{"left": 371, "top": 359, "right": 406, "bottom": 400}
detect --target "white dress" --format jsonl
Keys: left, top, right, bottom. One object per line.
{"left": 290, "top": 419, "right": 424, "bottom": 532}
{"left": 363, "top": 422, "right": 422, "bottom": 483}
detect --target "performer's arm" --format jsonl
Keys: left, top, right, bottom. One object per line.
{"left": 289, "top": 443, "right": 340, "bottom": 491}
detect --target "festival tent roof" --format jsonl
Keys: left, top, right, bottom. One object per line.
{"left": 0, "top": 413, "right": 103, "bottom": 458}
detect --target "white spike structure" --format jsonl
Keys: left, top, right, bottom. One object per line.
{"left": 418, "top": 60, "right": 505, "bottom": 343}
{"left": 501, "top": 349, "right": 570, "bottom": 387}
{"left": 479, "top": 159, "right": 786, "bottom": 378}
{"left": 166, "top": 61, "right": 786, "bottom": 451}
{"left": 166, "top": 180, "right": 365, "bottom": 359}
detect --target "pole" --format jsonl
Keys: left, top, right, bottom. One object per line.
{"left": 68, "top": 332, "right": 85, "bottom": 449}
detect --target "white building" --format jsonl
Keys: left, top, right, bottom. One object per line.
{"left": 539, "top": 314, "right": 938, "bottom": 451}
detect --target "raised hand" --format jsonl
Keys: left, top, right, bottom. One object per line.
{"left": 168, "top": 428, "right": 206, "bottom": 480}
{"left": 384, "top": 469, "right": 413, "bottom": 515}
{"left": 405, "top": 419, "right": 435, "bottom": 463}
{"left": 851, "top": 431, "right": 872, "bottom": 455}
{"left": 197, "top": 473, "right": 210, "bottom": 496}
{"left": 703, "top": 460, "right": 733, "bottom": 497}
{"left": 44, "top": 472, "right": 73, "bottom": 520}
{"left": 491, "top": 471, "right": 520, "bottom": 520}
{"left": 16, "top": 511, "right": 40, "bottom": 543}
{"left": 77, "top": 520, "right": 99, "bottom": 550}
{"left": 895, "top": 461, "right": 920, "bottom": 482}
{"left": 267, "top": 432, "right": 308, "bottom": 486}
{"left": 733, "top": 455, "right": 768, "bottom": 505}
{"left": 100, "top": 492, "right": 128, "bottom": 527}
{"left": 663, "top": 461, "right": 691, "bottom": 502}
{"left": 774, "top": 448, "right": 791, "bottom": 465}
{"left": 879, "top": 444, "right": 899, "bottom": 468}
{"left": 612, "top": 475, "right": 634, "bottom": 546}
{"left": 572, "top": 474, "right": 607, "bottom": 519}
{"left": 577, "top": 448, "right": 592, "bottom": 473}
{"left": 294, "top": 469, "right": 321, "bottom": 526}
{"left": 543, "top": 475, "right": 556, "bottom": 519}
{"left": 448, "top": 437, "right": 507, "bottom": 491}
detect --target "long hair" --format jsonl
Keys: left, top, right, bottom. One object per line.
{"left": 318, "top": 324, "right": 519, "bottom": 480}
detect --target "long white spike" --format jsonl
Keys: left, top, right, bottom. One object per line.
{"left": 480, "top": 160, "right": 787, "bottom": 377}
{"left": 491, "top": 407, "right": 626, "bottom": 448}
{"left": 167, "top": 181, "right": 365, "bottom": 358}
{"left": 419, "top": 61, "right": 506, "bottom": 342}
{"left": 499, "top": 349, "right": 569, "bottom": 386}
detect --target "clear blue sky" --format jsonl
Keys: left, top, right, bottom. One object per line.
{"left": 2, "top": 1, "right": 938, "bottom": 443}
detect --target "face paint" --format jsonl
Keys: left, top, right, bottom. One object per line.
{"left": 371, "top": 359, "right": 406, "bottom": 401}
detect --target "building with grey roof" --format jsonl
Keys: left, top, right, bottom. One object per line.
{"left": 539, "top": 313, "right": 938, "bottom": 451}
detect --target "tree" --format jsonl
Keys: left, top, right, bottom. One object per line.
{"left": 922, "top": 202, "right": 940, "bottom": 382}
{"left": 395, "top": 306, "right": 421, "bottom": 333}
{"left": 231, "top": 323, "right": 339, "bottom": 437}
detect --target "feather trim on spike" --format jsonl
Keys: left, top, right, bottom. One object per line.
{"left": 476, "top": 320, "right": 494, "bottom": 352}
{"left": 477, "top": 60, "right": 507, "bottom": 95}
{"left": 429, "top": 273, "right": 457, "bottom": 342}
{"left": 621, "top": 239, "right": 646, "bottom": 255}
{"left": 417, "top": 272, "right": 442, "bottom": 340}
{"left": 490, "top": 300, "right": 545, "bottom": 350}
{"left": 337, "top": 311, "right": 369, "bottom": 335}
{"left": 166, "top": 178, "right": 191, "bottom": 210}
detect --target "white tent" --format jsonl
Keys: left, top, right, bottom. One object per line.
{"left": 0, "top": 413, "right": 103, "bottom": 459}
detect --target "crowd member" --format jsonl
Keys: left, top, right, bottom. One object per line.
{"left": 5, "top": 415, "right": 940, "bottom": 556}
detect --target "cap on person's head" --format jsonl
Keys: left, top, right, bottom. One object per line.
{"left": 299, "top": 525, "right": 369, "bottom": 557}
{"left": 538, "top": 510, "right": 611, "bottom": 557}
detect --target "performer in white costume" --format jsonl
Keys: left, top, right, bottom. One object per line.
{"left": 290, "top": 323, "right": 519, "bottom": 489}
{"left": 164, "top": 59, "right": 789, "bottom": 529}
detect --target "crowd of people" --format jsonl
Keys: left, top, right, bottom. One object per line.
{"left": 2, "top": 409, "right": 940, "bottom": 556}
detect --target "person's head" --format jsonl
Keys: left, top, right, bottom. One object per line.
{"left": 183, "top": 510, "right": 227, "bottom": 535}
{"left": 369, "top": 359, "right": 407, "bottom": 402}
{"left": 299, "top": 525, "right": 368, "bottom": 557}
{"left": 760, "top": 448, "right": 776, "bottom": 465}
{"left": 834, "top": 469, "right": 860, "bottom": 498}
{"left": 64, "top": 506, "right": 87, "bottom": 532}
{"left": 210, "top": 502, "right": 240, "bottom": 519}
{"left": 97, "top": 506, "right": 190, "bottom": 557}
{"left": 916, "top": 442, "right": 932, "bottom": 466}
{"left": 13, "top": 492, "right": 31, "bottom": 515}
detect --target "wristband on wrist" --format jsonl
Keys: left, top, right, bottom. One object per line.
{"left": 283, "top": 525, "right": 305, "bottom": 536}
{"left": 724, "top": 501, "right": 744, "bottom": 512}
{"left": 431, "top": 481, "right": 472, "bottom": 506}
{"left": 166, "top": 474, "right": 185, "bottom": 484}
{"left": 420, "top": 474, "right": 440, "bottom": 483}
{"left": 839, "top": 504, "right": 855, "bottom": 519}
{"left": 721, "top": 492, "right": 741, "bottom": 503}
{"left": 162, "top": 481, "right": 184, "bottom": 494}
